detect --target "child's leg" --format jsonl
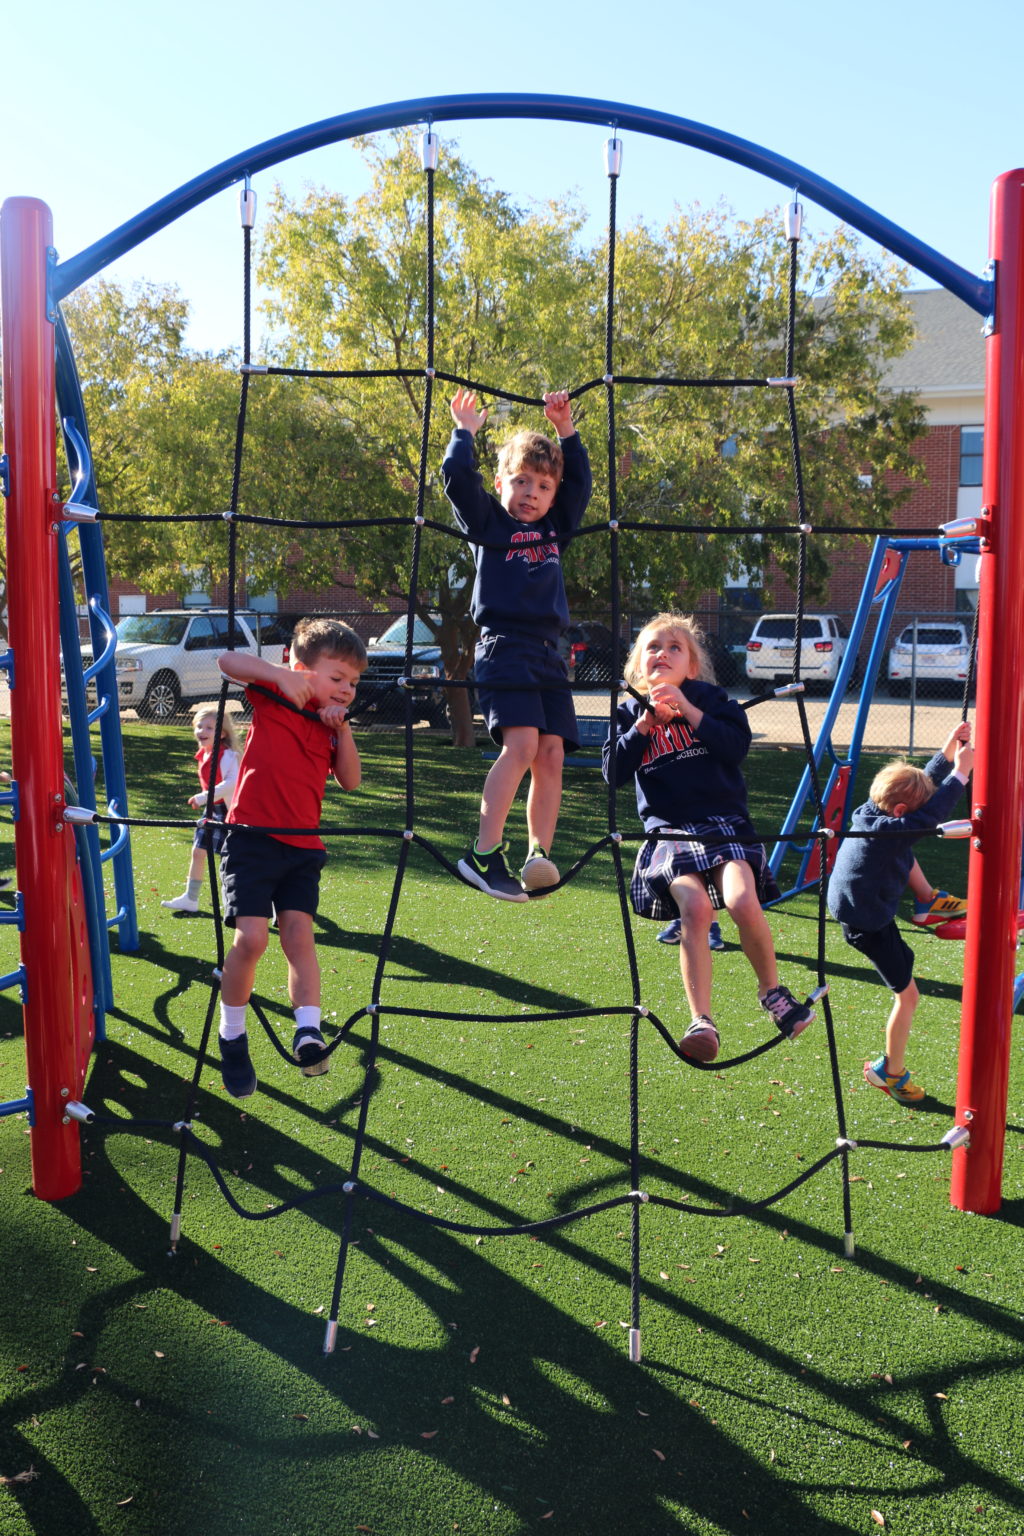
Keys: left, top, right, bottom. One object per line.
{"left": 220, "top": 916, "right": 270, "bottom": 1011}
{"left": 277, "top": 910, "right": 319, "bottom": 1009}
{"left": 718, "top": 860, "right": 778, "bottom": 995}
{"left": 668, "top": 874, "right": 715, "bottom": 1018}
{"left": 907, "top": 859, "right": 932, "bottom": 904}
{"left": 883, "top": 977, "right": 920, "bottom": 1076}
{"left": 477, "top": 726, "right": 540, "bottom": 848}
{"left": 524, "top": 732, "right": 565, "bottom": 855}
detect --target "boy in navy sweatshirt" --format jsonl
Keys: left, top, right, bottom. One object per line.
{"left": 442, "top": 387, "right": 592, "bottom": 900}
{"left": 827, "top": 723, "right": 973, "bottom": 1103}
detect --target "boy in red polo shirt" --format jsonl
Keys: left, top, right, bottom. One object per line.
{"left": 216, "top": 618, "right": 366, "bottom": 1097}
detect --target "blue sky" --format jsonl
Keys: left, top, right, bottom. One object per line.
{"left": 3, "top": 0, "right": 1020, "bottom": 352}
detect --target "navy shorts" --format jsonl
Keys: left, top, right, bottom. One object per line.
{"left": 220, "top": 829, "right": 327, "bottom": 926}
{"left": 474, "top": 632, "right": 578, "bottom": 750}
{"left": 192, "top": 803, "right": 228, "bottom": 855}
{"left": 840, "top": 918, "right": 914, "bottom": 994}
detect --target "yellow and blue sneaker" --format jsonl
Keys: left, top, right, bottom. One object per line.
{"left": 911, "top": 888, "right": 967, "bottom": 927}
{"left": 864, "top": 1054, "right": 925, "bottom": 1104}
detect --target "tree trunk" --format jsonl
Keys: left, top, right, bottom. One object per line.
{"left": 445, "top": 685, "right": 477, "bottom": 749}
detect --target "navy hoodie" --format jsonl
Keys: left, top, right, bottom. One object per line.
{"left": 441, "top": 428, "right": 592, "bottom": 645}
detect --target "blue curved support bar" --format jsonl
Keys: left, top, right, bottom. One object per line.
{"left": 0, "top": 965, "right": 26, "bottom": 1000}
{"left": 0, "top": 1088, "right": 33, "bottom": 1122}
{"left": 51, "top": 93, "right": 991, "bottom": 316}
{"left": 99, "top": 805, "right": 131, "bottom": 864}
{"left": 62, "top": 416, "right": 98, "bottom": 519}
{"left": 82, "top": 595, "right": 117, "bottom": 689}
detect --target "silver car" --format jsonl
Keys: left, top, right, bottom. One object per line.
{"left": 886, "top": 622, "right": 972, "bottom": 696}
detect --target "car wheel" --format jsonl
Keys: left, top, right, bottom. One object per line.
{"left": 140, "top": 671, "right": 181, "bottom": 722}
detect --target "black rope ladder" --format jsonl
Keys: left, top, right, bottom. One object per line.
{"left": 70, "top": 132, "right": 973, "bottom": 1360}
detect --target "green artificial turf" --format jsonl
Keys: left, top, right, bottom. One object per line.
{"left": 1, "top": 722, "right": 1023, "bottom": 1535}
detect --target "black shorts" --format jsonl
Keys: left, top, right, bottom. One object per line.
{"left": 220, "top": 829, "right": 327, "bottom": 926}
{"left": 840, "top": 918, "right": 914, "bottom": 994}
{"left": 474, "top": 632, "right": 578, "bottom": 750}
{"left": 192, "top": 803, "right": 228, "bottom": 854}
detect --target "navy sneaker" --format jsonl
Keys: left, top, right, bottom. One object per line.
{"left": 219, "top": 1033, "right": 256, "bottom": 1098}
{"left": 293, "top": 1025, "right": 330, "bottom": 1077}
{"left": 760, "top": 985, "right": 814, "bottom": 1039}
{"left": 708, "top": 922, "right": 725, "bottom": 951}
{"left": 458, "top": 842, "right": 529, "bottom": 902}
{"left": 656, "top": 918, "right": 681, "bottom": 944}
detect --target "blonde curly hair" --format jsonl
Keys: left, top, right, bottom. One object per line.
{"left": 623, "top": 613, "right": 716, "bottom": 691}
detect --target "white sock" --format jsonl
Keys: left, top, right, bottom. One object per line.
{"left": 219, "top": 1004, "right": 248, "bottom": 1040}
{"left": 294, "top": 1005, "right": 321, "bottom": 1036}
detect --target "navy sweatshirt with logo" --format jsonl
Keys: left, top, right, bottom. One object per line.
{"left": 601, "top": 683, "right": 753, "bottom": 830}
{"left": 441, "top": 428, "right": 592, "bottom": 645}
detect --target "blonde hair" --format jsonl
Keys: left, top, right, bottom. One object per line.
{"left": 496, "top": 429, "right": 563, "bottom": 485}
{"left": 624, "top": 613, "right": 716, "bottom": 691}
{"left": 192, "top": 703, "right": 240, "bottom": 755}
{"left": 870, "top": 760, "right": 935, "bottom": 814}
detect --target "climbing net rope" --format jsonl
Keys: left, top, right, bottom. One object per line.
{"left": 75, "top": 130, "right": 973, "bottom": 1359}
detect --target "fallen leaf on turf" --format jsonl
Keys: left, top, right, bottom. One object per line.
{"left": 871, "top": 1511, "right": 885, "bottom": 1527}
{"left": 85, "top": 1266, "right": 98, "bottom": 1273}
{"left": 541, "top": 1512, "right": 553, "bottom": 1520}
{"left": 313, "top": 1306, "right": 324, "bottom": 1315}
{"left": 116, "top": 1497, "right": 133, "bottom": 1507}
{"left": 469, "top": 1347, "right": 480, "bottom": 1363}
{"left": 75, "top": 1363, "right": 87, "bottom": 1371}
{"left": 637, "top": 1410, "right": 649, "bottom": 1418}
{"left": 659, "top": 1270, "right": 669, "bottom": 1280}
{"left": 356, "top": 1526, "right": 373, "bottom": 1532}
{"left": 594, "top": 1321, "right": 606, "bottom": 1329}
{"left": 0, "top": 1468, "right": 37, "bottom": 1486}
{"left": 501, "top": 1393, "right": 511, "bottom": 1406}
{"left": 293, "top": 1414, "right": 309, "bottom": 1422}
{"left": 154, "top": 1351, "right": 165, "bottom": 1359}
{"left": 769, "top": 1450, "right": 775, "bottom": 1463}
{"left": 441, "top": 1396, "right": 454, "bottom": 1405}
{"left": 652, "top": 1448, "right": 666, "bottom": 1461}
{"left": 934, "top": 1392, "right": 949, "bottom": 1400}
{"left": 421, "top": 1430, "right": 438, "bottom": 1439}
{"left": 902, "top": 1439, "right": 912, "bottom": 1449}
{"left": 884, "top": 1373, "right": 893, "bottom": 1385}
{"left": 367, "top": 1430, "right": 379, "bottom": 1439}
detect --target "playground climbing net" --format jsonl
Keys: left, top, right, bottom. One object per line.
{"left": 70, "top": 130, "right": 973, "bottom": 1359}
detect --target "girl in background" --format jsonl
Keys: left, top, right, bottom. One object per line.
{"left": 161, "top": 704, "right": 240, "bottom": 914}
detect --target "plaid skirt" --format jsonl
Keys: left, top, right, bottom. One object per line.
{"left": 629, "top": 815, "right": 780, "bottom": 923}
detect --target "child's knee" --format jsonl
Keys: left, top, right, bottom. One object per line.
{"left": 533, "top": 734, "right": 564, "bottom": 772}
{"left": 672, "top": 884, "right": 713, "bottom": 925}
{"left": 231, "top": 925, "right": 268, "bottom": 965}
{"left": 499, "top": 728, "right": 539, "bottom": 768}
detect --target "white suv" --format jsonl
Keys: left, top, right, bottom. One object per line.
{"left": 745, "top": 613, "right": 853, "bottom": 693}
{"left": 887, "top": 622, "right": 972, "bottom": 696}
{"left": 84, "top": 609, "right": 260, "bottom": 721}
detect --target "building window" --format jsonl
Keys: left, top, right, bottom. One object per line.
{"left": 960, "top": 427, "right": 983, "bottom": 487}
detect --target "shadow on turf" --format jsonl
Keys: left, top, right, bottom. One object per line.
{"left": 8, "top": 1020, "right": 1024, "bottom": 1534}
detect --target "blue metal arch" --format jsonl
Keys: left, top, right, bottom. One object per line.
{"left": 52, "top": 92, "right": 991, "bottom": 315}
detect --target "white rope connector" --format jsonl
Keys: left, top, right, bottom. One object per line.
{"left": 239, "top": 177, "right": 257, "bottom": 230}
{"left": 63, "top": 805, "right": 97, "bottom": 826}
{"left": 798, "top": 523, "right": 813, "bottom": 534}
{"left": 611, "top": 831, "right": 623, "bottom": 844}
{"left": 836, "top": 1136, "right": 857, "bottom": 1151}
{"left": 628, "top": 1189, "right": 650, "bottom": 1203}
{"left": 941, "top": 1124, "right": 971, "bottom": 1150}
{"left": 773, "top": 681, "right": 805, "bottom": 698}
{"left": 169, "top": 1213, "right": 182, "bottom": 1245}
{"left": 222, "top": 508, "right": 235, "bottom": 521}
{"left": 62, "top": 502, "right": 99, "bottom": 523}
{"left": 937, "top": 820, "right": 973, "bottom": 840}
{"left": 843, "top": 1231, "right": 856, "bottom": 1258}
{"left": 766, "top": 376, "right": 799, "bottom": 388}
{"left": 628, "top": 1327, "right": 642, "bottom": 1363}
{"left": 820, "top": 828, "right": 836, "bottom": 840}
{"left": 608, "top": 519, "right": 619, "bottom": 530}
{"left": 605, "top": 137, "right": 623, "bottom": 179}
{"left": 343, "top": 1180, "right": 357, "bottom": 1193}
{"left": 808, "top": 982, "right": 830, "bottom": 1004}
{"left": 172, "top": 1121, "right": 192, "bottom": 1133}
{"left": 603, "top": 373, "right": 614, "bottom": 385}
{"left": 212, "top": 965, "right": 223, "bottom": 981}
{"left": 239, "top": 363, "right": 269, "bottom": 376}
{"left": 414, "top": 514, "right": 425, "bottom": 526}
{"left": 420, "top": 131, "right": 440, "bottom": 172}
{"left": 403, "top": 828, "right": 414, "bottom": 841}
{"left": 636, "top": 1005, "right": 649, "bottom": 1017}
{"left": 366, "top": 1004, "right": 379, "bottom": 1015}
{"left": 784, "top": 199, "right": 803, "bottom": 240}
{"left": 323, "top": 1319, "right": 338, "bottom": 1355}
{"left": 424, "top": 366, "right": 436, "bottom": 379}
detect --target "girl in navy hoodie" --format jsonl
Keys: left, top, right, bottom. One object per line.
{"left": 603, "top": 613, "right": 813, "bottom": 1062}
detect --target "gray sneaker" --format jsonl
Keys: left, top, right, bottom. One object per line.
{"left": 679, "top": 1016, "right": 720, "bottom": 1062}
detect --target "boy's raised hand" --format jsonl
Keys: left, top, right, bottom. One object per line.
{"left": 942, "top": 720, "right": 972, "bottom": 760}
{"left": 450, "top": 387, "right": 488, "bottom": 436}
{"left": 277, "top": 667, "right": 317, "bottom": 710}
{"left": 954, "top": 737, "right": 975, "bottom": 778}
{"left": 543, "top": 389, "right": 574, "bottom": 437}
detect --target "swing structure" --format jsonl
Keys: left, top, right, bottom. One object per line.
{"left": 2, "top": 96, "right": 1022, "bottom": 1231}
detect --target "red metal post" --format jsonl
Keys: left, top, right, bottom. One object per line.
{"left": 0, "top": 198, "right": 81, "bottom": 1199}
{"left": 950, "top": 170, "right": 1024, "bottom": 1213}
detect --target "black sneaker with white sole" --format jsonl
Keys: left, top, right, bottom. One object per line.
{"left": 760, "top": 985, "right": 814, "bottom": 1039}
{"left": 292, "top": 1025, "right": 330, "bottom": 1076}
{"left": 457, "top": 842, "right": 529, "bottom": 902}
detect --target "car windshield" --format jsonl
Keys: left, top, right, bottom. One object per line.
{"left": 756, "top": 618, "right": 824, "bottom": 641}
{"left": 374, "top": 617, "right": 436, "bottom": 646}
{"left": 897, "top": 627, "right": 964, "bottom": 647}
{"left": 116, "top": 615, "right": 188, "bottom": 645}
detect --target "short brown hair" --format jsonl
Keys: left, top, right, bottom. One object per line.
{"left": 623, "top": 613, "right": 715, "bottom": 690}
{"left": 870, "top": 760, "right": 934, "bottom": 814}
{"left": 290, "top": 618, "right": 367, "bottom": 670}
{"left": 497, "top": 429, "right": 563, "bottom": 485}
